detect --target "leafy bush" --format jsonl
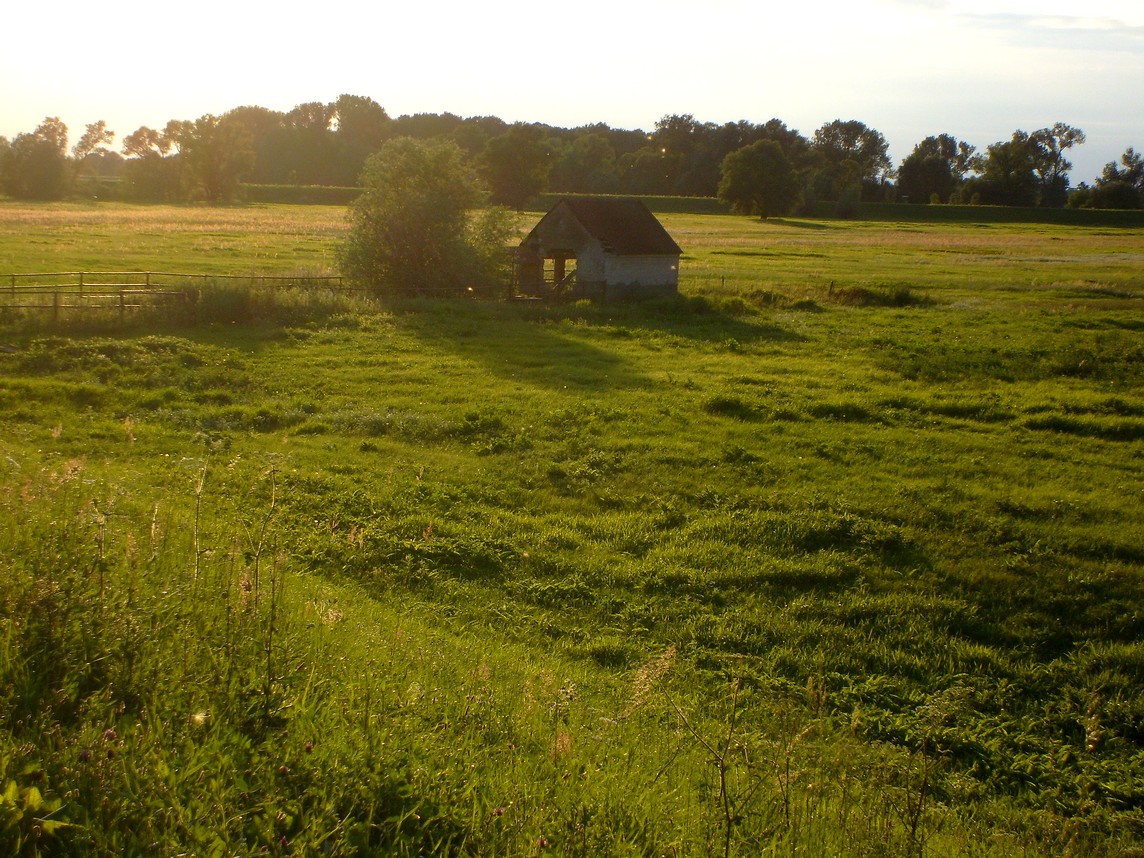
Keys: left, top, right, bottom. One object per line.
{"left": 339, "top": 138, "right": 518, "bottom": 296}
{"left": 831, "top": 285, "right": 932, "bottom": 307}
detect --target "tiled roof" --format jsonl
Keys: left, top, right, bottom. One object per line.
{"left": 546, "top": 197, "right": 683, "bottom": 256}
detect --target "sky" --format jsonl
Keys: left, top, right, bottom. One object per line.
{"left": 3, "top": 0, "right": 1142, "bottom": 185}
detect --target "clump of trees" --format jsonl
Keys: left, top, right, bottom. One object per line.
{"left": 715, "top": 118, "right": 895, "bottom": 219}
{"left": 888, "top": 122, "right": 1144, "bottom": 211}
{"left": 1070, "top": 147, "right": 1143, "bottom": 210}
{"left": 710, "top": 118, "right": 1141, "bottom": 218}
{"left": 2, "top": 98, "right": 1140, "bottom": 212}
{"left": 897, "top": 134, "right": 976, "bottom": 205}
{"left": 0, "top": 96, "right": 398, "bottom": 203}
{"left": 717, "top": 141, "right": 800, "bottom": 219}
{"left": 958, "top": 124, "right": 1087, "bottom": 207}
{"left": 0, "top": 117, "right": 115, "bottom": 200}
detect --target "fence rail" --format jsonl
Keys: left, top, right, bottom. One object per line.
{"left": 1, "top": 271, "right": 350, "bottom": 320}
{"left": 5, "top": 271, "right": 346, "bottom": 291}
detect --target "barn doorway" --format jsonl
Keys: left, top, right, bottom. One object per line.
{"left": 514, "top": 248, "right": 577, "bottom": 296}
{"left": 544, "top": 252, "right": 577, "bottom": 292}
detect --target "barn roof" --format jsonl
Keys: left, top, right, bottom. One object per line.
{"left": 531, "top": 197, "right": 683, "bottom": 257}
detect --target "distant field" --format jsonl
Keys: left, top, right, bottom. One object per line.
{"left": 669, "top": 212, "right": 1144, "bottom": 306}
{"left": 1, "top": 201, "right": 1143, "bottom": 855}
{"left": 3, "top": 200, "right": 1143, "bottom": 302}
{"left": 0, "top": 202, "right": 347, "bottom": 275}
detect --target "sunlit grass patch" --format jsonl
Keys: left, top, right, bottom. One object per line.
{"left": 1, "top": 203, "right": 1143, "bottom": 855}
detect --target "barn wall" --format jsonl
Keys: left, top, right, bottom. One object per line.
{"left": 573, "top": 254, "right": 680, "bottom": 300}
{"left": 605, "top": 255, "right": 679, "bottom": 289}
{"left": 575, "top": 244, "right": 607, "bottom": 283}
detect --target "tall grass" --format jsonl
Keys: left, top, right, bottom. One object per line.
{"left": 0, "top": 279, "right": 381, "bottom": 335}
{"left": 1, "top": 203, "right": 1143, "bottom": 854}
{"left": 1, "top": 463, "right": 983, "bottom": 856}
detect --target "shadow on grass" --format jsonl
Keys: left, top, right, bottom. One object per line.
{"left": 518, "top": 294, "right": 806, "bottom": 344}
{"left": 1091, "top": 316, "right": 1144, "bottom": 333}
{"left": 1, "top": 290, "right": 804, "bottom": 395}
{"left": 0, "top": 289, "right": 804, "bottom": 397}
{"left": 384, "top": 298, "right": 652, "bottom": 391}
{"left": 385, "top": 295, "right": 805, "bottom": 390}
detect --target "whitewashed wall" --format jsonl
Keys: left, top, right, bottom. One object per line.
{"left": 604, "top": 255, "right": 679, "bottom": 289}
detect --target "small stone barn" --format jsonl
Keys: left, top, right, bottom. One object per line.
{"left": 515, "top": 197, "right": 682, "bottom": 300}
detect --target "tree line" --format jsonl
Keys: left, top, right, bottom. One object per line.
{"left": 2, "top": 94, "right": 1141, "bottom": 212}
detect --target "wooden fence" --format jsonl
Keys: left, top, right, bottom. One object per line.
{"left": 1, "top": 272, "right": 348, "bottom": 320}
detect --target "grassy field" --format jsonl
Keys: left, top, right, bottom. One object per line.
{"left": 0, "top": 203, "right": 346, "bottom": 275}
{"left": 1, "top": 202, "right": 1143, "bottom": 856}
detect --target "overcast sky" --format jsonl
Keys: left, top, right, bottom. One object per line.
{"left": 3, "top": 0, "right": 1142, "bottom": 184}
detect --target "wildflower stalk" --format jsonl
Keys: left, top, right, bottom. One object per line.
{"left": 669, "top": 677, "right": 764, "bottom": 858}
{"left": 264, "top": 547, "right": 281, "bottom": 722}
{"left": 249, "top": 464, "right": 278, "bottom": 598}
{"left": 193, "top": 464, "right": 207, "bottom": 582}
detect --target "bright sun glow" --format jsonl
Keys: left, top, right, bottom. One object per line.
{"left": 1, "top": 0, "right": 1141, "bottom": 184}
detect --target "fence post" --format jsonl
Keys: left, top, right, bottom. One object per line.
{"left": 53, "top": 291, "right": 60, "bottom": 322}
{"left": 119, "top": 291, "right": 126, "bottom": 322}
{"left": 79, "top": 272, "right": 84, "bottom": 295}
{"left": 145, "top": 272, "right": 151, "bottom": 288}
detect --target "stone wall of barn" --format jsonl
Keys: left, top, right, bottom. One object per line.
{"left": 573, "top": 254, "right": 679, "bottom": 300}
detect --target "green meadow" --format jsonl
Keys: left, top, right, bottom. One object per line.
{"left": 1, "top": 202, "right": 1142, "bottom": 856}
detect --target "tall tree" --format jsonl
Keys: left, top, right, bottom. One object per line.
{"left": 1029, "top": 122, "right": 1085, "bottom": 207}
{"left": 177, "top": 114, "right": 256, "bottom": 203}
{"left": 967, "top": 131, "right": 1040, "bottom": 207}
{"left": 1077, "top": 147, "right": 1144, "bottom": 209}
{"left": 619, "top": 146, "right": 681, "bottom": 195}
{"left": 651, "top": 114, "right": 735, "bottom": 196}
{"left": 121, "top": 125, "right": 180, "bottom": 201}
{"left": 479, "top": 123, "right": 553, "bottom": 209}
{"left": 621, "top": 115, "right": 694, "bottom": 195}
{"left": 811, "top": 119, "right": 892, "bottom": 199}
{"left": 255, "top": 102, "right": 341, "bottom": 185}
{"left": 286, "top": 102, "right": 335, "bottom": 132}
{"left": 332, "top": 94, "right": 390, "bottom": 148}
{"left": 122, "top": 126, "right": 170, "bottom": 159}
{"left": 332, "top": 95, "right": 391, "bottom": 183}
{"left": 653, "top": 114, "right": 703, "bottom": 159}
{"left": 754, "top": 119, "right": 816, "bottom": 172}
{"left": 450, "top": 116, "right": 508, "bottom": 157}
{"left": 72, "top": 121, "right": 114, "bottom": 163}
{"left": 1, "top": 117, "right": 70, "bottom": 199}
{"left": 717, "top": 140, "right": 800, "bottom": 219}
{"left": 71, "top": 120, "right": 115, "bottom": 188}
{"left": 897, "top": 134, "right": 974, "bottom": 203}
{"left": 224, "top": 106, "right": 286, "bottom": 184}
{"left": 548, "top": 132, "right": 619, "bottom": 194}
{"left": 161, "top": 120, "right": 194, "bottom": 155}
{"left": 32, "top": 117, "right": 68, "bottom": 154}
{"left": 1106, "top": 146, "right": 1144, "bottom": 189}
